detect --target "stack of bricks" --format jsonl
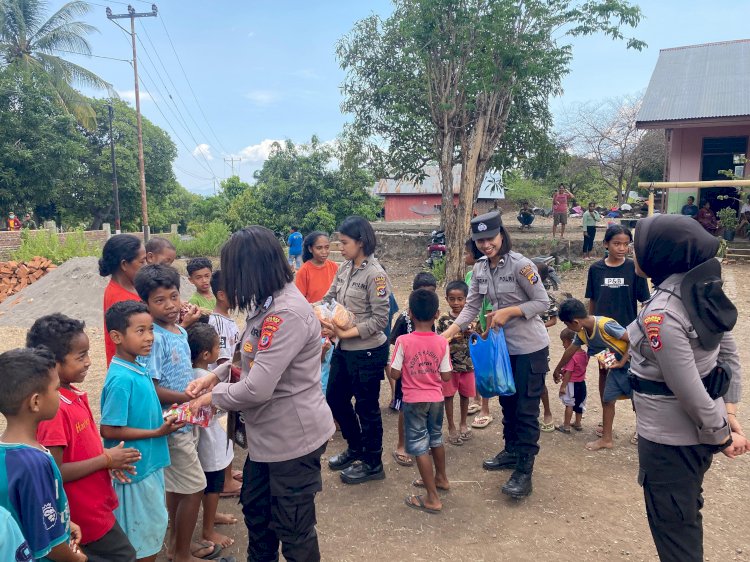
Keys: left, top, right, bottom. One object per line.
{"left": 0, "top": 256, "right": 57, "bottom": 304}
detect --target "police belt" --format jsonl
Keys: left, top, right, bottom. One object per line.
{"left": 628, "top": 363, "right": 731, "bottom": 400}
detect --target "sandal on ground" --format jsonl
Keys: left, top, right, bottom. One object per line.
{"left": 467, "top": 403, "right": 481, "bottom": 415}
{"left": 448, "top": 434, "right": 463, "bottom": 446}
{"left": 412, "top": 478, "right": 450, "bottom": 491}
{"left": 539, "top": 420, "right": 555, "bottom": 433}
{"left": 571, "top": 423, "right": 583, "bottom": 432}
{"left": 391, "top": 450, "right": 414, "bottom": 467}
{"left": 471, "top": 415, "right": 493, "bottom": 429}
{"left": 404, "top": 494, "right": 441, "bottom": 514}
{"left": 555, "top": 425, "right": 571, "bottom": 434}
{"left": 459, "top": 430, "right": 473, "bottom": 441}
{"left": 191, "top": 541, "right": 222, "bottom": 560}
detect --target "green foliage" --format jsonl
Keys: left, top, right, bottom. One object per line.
{"left": 221, "top": 176, "right": 250, "bottom": 200}
{"left": 174, "top": 221, "right": 230, "bottom": 258}
{"left": 429, "top": 258, "right": 446, "bottom": 285}
{"left": 503, "top": 174, "right": 549, "bottom": 206}
{"left": 717, "top": 207, "right": 739, "bottom": 231}
{"left": 12, "top": 229, "right": 101, "bottom": 264}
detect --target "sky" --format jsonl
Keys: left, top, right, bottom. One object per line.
{"left": 60, "top": 0, "right": 749, "bottom": 196}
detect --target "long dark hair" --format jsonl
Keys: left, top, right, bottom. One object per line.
{"left": 221, "top": 226, "right": 294, "bottom": 311}
{"left": 98, "top": 234, "right": 143, "bottom": 277}
{"left": 604, "top": 224, "right": 632, "bottom": 243}
{"left": 302, "top": 231, "right": 328, "bottom": 263}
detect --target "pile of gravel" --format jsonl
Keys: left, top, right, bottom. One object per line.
{"left": 0, "top": 256, "right": 195, "bottom": 329}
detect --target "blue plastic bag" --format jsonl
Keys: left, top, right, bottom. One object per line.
{"left": 469, "top": 328, "right": 515, "bottom": 397}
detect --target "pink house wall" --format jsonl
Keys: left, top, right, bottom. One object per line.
{"left": 384, "top": 194, "right": 459, "bottom": 221}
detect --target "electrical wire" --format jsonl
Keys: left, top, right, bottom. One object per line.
{"left": 53, "top": 48, "right": 131, "bottom": 63}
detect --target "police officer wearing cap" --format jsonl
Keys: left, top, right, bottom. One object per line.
{"left": 629, "top": 214, "right": 747, "bottom": 562}
{"left": 442, "top": 211, "right": 550, "bottom": 498}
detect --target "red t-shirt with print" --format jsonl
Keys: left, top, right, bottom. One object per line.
{"left": 103, "top": 279, "right": 141, "bottom": 366}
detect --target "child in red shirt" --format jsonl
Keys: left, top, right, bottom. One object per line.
{"left": 556, "top": 328, "right": 589, "bottom": 433}
{"left": 31, "top": 314, "right": 142, "bottom": 561}
{"left": 389, "top": 289, "right": 452, "bottom": 514}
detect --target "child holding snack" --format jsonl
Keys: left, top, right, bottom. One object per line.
{"left": 30, "top": 314, "right": 140, "bottom": 561}
{"left": 187, "top": 258, "right": 216, "bottom": 310}
{"left": 555, "top": 328, "right": 589, "bottom": 434}
{"left": 389, "top": 289, "right": 452, "bottom": 514}
{"left": 100, "top": 300, "right": 186, "bottom": 562}
{"left": 0, "top": 347, "right": 86, "bottom": 562}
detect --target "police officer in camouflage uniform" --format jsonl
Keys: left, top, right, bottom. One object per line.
{"left": 629, "top": 215, "right": 747, "bottom": 561}
{"left": 442, "top": 211, "right": 550, "bottom": 498}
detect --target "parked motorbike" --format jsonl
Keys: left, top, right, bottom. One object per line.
{"left": 532, "top": 256, "right": 561, "bottom": 291}
{"left": 425, "top": 230, "right": 447, "bottom": 268}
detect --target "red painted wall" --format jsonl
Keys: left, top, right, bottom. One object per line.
{"left": 383, "top": 195, "right": 459, "bottom": 221}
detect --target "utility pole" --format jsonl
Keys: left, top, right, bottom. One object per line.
{"left": 107, "top": 4, "right": 158, "bottom": 241}
{"left": 107, "top": 103, "right": 121, "bottom": 234}
{"left": 224, "top": 156, "right": 242, "bottom": 178}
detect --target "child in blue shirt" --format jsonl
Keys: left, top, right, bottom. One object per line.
{"left": 134, "top": 265, "right": 212, "bottom": 562}
{"left": 0, "top": 505, "right": 31, "bottom": 562}
{"left": 0, "top": 347, "right": 85, "bottom": 562}
{"left": 287, "top": 227, "right": 303, "bottom": 270}
{"left": 100, "top": 300, "right": 184, "bottom": 561}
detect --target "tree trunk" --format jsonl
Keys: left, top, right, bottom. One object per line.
{"left": 89, "top": 204, "right": 112, "bottom": 231}
{"left": 437, "top": 133, "right": 456, "bottom": 232}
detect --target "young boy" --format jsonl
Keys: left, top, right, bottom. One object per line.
{"left": 555, "top": 328, "right": 589, "bottom": 434}
{"left": 100, "top": 300, "right": 185, "bottom": 562}
{"left": 388, "top": 272, "right": 438, "bottom": 467}
{"left": 30, "top": 314, "right": 140, "bottom": 561}
{"left": 133, "top": 265, "right": 211, "bottom": 562}
{"left": 436, "top": 280, "right": 476, "bottom": 446}
{"left": 207, "top": 270, "right": 242, "bottom": 499}
{"left": 0, "top": 347, "right": 86, "bottom": 562}
{"left": 389, "top": 289, "right": 452, "bottom": 514}
{"left": 187, "top": 258, "right": 216, "bottom": 309}
{"left": 186, "top": 323, "right": 235, "bottom": 550}
{"left": 554, "top": 298, "right": 630, "bottom": 451}
{"left": 145, "top": 237, "right": 177, "bottom": 266}
{"left": 0, "top": 505, "right": 31, "bottom": 561}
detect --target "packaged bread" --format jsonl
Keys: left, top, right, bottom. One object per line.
{"left": 314, "top": 304, "right": 331, "bottom": 323}
{"left": 331, "top": 301, "right": 356, "bottom": 330}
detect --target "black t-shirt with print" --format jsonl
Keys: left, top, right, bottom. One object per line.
{"left": 585, "top": 258, "right": 650, "bottom": 327}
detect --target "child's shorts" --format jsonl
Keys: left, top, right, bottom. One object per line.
{"left": 442, "top": 371, "right": 476, "bottom": 398}
{"left": 81, "top": 521, "right": 136, "bottom": 562}
{"left": 560, "top": 381, "right": 587, "bottom": 414}
{"left": 113, "top": 469, "right": 168, "bottom": 559}
{"left": 403, "top": 401, "right": 444, "bottom": 457}
{"left": 204, "top": 468, "right": 227, "bottom": 494}
{"left": 603, "top": 367, "right": 632, "bottom": 402}
{"left": 165, "top": 427, "right": 207, "bottom": 495}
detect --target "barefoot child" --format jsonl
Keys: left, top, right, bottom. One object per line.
{"left": 554, "top": 299, "right": 631, "bottom": 451}
{"left": 535, "top": 261, "right": 559, "bottom": 433}
{"left": 187, "top": 258, "right": 216, "bottom": 310}
{"left": 101, "top": 301, "right": 186, "bottom": 562}
{"left": 186, "top": 323, "right": 236, "bottom": 551}
{"left": 30, "top": 314, "right": 140, "bottom": 561}
{"left": 389, "top": 289, "right": 452, "bottom": 513}
{"left": 555, "top": 329, "right": 589, "bottom": 433}
{"left": 437, "top": 281, "right": 476, "bottom": 446}
{"left": 0, "top": 347, "right": 87, "bottom": 562}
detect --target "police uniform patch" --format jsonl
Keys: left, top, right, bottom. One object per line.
{"left": 243, "top": 340, "right": 253, "bottom": 353}
{"left": 258, "top": 315, "right": 284, "bottom": 351}
{"left": 519, "top": 264, "right": 539, "bottom": 285}
{"left": 374, "top": 275, "right": 387, "bottom": 298}
{"left": 644, "top": 314, "right": 664, "bottom": 352}
{"left": 643, "top": 314, "right": 664, "bottom": 325}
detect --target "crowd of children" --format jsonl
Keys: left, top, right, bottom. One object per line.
{"left": 0, "top": 218, "right": 659, "bottom": 560}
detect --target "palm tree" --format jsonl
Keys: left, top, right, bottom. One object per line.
{"left": 0, "top": 0, "right": 112, "bottom": 128}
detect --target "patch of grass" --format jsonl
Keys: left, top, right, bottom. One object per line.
{"left": 174, "top": 221, "right": 230, "bottom": 258}
{"left": 12, "top": 229, "right": 101, "bottom": 264}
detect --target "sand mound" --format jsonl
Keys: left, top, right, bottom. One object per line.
{"left": 0, "top": 256, "right": 195, "bottom": 329}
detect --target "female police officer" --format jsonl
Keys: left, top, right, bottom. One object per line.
{"left": 441, "top": 211, "right": 549, "bottom": 498}
{"left": 187, "top": 226, "right": 335, "bottom": 562}
{"left": 320, "top": 216, "right": 391, "bottom": 485}
{"left": 629, "top": 214, "right": 747, "bottom": 562}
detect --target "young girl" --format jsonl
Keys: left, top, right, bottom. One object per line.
{"left": 294, "top": 231, "right": 339, "bottom": 303}
{"left": 584, "top": 225, "right": 650, "bottom": 439}
{"left": 581, "top": 202, "right": 601, "bottom": 260}
{"left": 99, "top": 234, "right": 147, "bottom": 366}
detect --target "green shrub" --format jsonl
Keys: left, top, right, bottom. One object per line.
{"left": 12, "top": 229, "right": 101, "bottom": 264}
{"left": 430, "top": 258, "right": 446, "bottom": 285}
{"left": 174, "top": 221, "right": 231, "bottom": 258}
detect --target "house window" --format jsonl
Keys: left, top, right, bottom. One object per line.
{"left": 701, "top": 136, "right": 748, "bottom": 181}
{"left": 433, "top": 204, "right": 442, "bottom": 212}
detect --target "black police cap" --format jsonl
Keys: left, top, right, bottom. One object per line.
{"left": 471, "top": 211, "right": 503, "bottom": 241}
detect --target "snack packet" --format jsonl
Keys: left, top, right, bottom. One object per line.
{"left": 164, "top": 402, "right": 214, "bottom": 428}
{"left": 595, "top": 350, "right": 617, "bottom": 368}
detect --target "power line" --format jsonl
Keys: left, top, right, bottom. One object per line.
{"left": 159, "top": 13, "right": 231, "bottom": 155}
{"left": 53, "top": 48, "right": 131, "bottom": 63}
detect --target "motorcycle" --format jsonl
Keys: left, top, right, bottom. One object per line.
{"left": 532, "top": 256, "right": 561, "bottom": 291}
{"left": 425, "top": 230, "right": 447, "bottom": 269}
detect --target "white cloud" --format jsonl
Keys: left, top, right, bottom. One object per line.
{"left": 117, "top": 90, "right": 153, "bottom": 103}
{"left": 235, "top": 139, "right": 284, "bottom": 163}
{"left": 192, "top": 143, "right": 214, "bottom": 161}
{"left": 245, "top": 90, "right": 277, "bottom": 106}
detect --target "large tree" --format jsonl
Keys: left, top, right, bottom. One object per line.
{"left": 339, "top": 0, "right": 644, "bottom": 280}
{"left": 0, "top": 0, "right": 111, "bottom": 129}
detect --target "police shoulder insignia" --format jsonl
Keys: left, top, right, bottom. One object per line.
{"left": 258, "top": 315, "right": 284, "bottom": 351}
{"left": 243, "top": 340, "right": 253, "bottom": 353}
{"left": 374, "top": 275, "right": 387, "bottom": 297}
{"left": 644, "top": 314, "right": 664, "bottom": 352}
{"left": 519, "top": 264, "right": 539, "bottom": 285}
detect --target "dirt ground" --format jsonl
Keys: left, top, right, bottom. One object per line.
{"left": 0, "top": 258, "right": 748, "bottom": 561}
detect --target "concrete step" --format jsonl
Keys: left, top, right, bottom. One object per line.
{"left": 328, "top": 250, "right": 345, "bottom": 263}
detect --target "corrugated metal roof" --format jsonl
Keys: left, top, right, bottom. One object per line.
{"left": 372, "top": 165, "right": 504, "bottom": 199}
{"left": 637, "top": 39, "right": 750, "bottom": 124}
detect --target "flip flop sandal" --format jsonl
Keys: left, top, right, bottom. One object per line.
{"left": 539, "top": 421, "right": 555, "bottom": 433}
{"left": 555, "top": 425, "right": 571, "bottom": 434}
{"left": 191, "top": 542, "right": 222, "bottom": 560}
{"left": 459, "top": 430, "right": 473, "bottom": 441}
{"left": 571, "top": 424, "right": 583, "bottom": 432}
{"left": 412, "top": 478, "right": 450, "bottom": 491}
{"left": 448, "top": 434, "right": 464, "bottom": 446}
{"left": 391, "top": 450, "right": 414, "bottom": 467}
{"left": 467, "top": 403, "right": 482, "bottom": 415}
{"left": 471, "top": 415, "right": 493, "bottom": 429}
{"left": 404, "top": 494, "right": 441, "bottom": 514}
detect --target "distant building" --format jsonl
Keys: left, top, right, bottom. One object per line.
{"left": 636, "top": 39, "right": 750, "bottom": 213}
{"left": 373, "top": 165, "right": 504, "bottom": 222}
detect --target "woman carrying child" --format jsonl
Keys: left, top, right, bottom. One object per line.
{"left": 442, "top": 211, "right": 550, "bottom": 499}
{"left": 187, "top": 226, "right": 335, "bottom": 562}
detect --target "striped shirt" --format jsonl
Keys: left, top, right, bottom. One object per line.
{"left": 208, "top": 313, "right": 240, "bottom": 370}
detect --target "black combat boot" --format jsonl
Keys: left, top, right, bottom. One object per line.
{"left": 340, "top": 449, "right": 385, "bottom": 484}
{"left": 501, "top": 454, "right": 534, "bottom": 498}
{"left": 482, "top": 449, "right": 518, "bottom": 471}
{"left": 328, "top": 448, "right": 360, "bottom": 471}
